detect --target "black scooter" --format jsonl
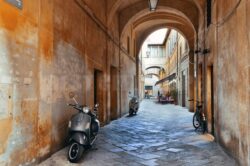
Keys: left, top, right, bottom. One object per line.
{"left": 67, "top": 92, "right": 100, "bottom": 163}
{"left": 128, "top": 92, "right": 139, "bottom": 116}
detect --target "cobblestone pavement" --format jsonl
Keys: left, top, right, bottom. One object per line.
{"left": 39, "top": 100, "right": 237, "bottom": 166}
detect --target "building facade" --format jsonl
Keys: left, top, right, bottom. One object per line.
{"left": 0, "top": 0, "right": 249, "bottom": 165}
{"left": 0, "top": 1, "right": 136, "bottom": 165}
{"left": 139, "top": 29, "right": 168, "bottom": 98}
{"left": 155, "top": 30, "right": 190, "bottom": 108}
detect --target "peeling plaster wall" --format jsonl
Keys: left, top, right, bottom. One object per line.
{"left": 0, "top": 0, "right": 40, "bottom": 165}
{"left": 217, "top": 1, "right": 249, "bottom": 164}
{"left": 200, "top": 0, "right": 250, "bottom": 165}
{"left": 0, "top": 0, "right": 136, "bottom": 165}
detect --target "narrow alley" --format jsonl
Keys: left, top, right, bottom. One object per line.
{"left": 39, "top": 100, "right": 236, "bottom": 166}
{"left": 0, "top": 0, "right": 249, "bottom": 165}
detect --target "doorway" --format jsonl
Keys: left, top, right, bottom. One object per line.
{"left": 182, "top": 71, "right": 186, "bottom": 107}
{"left": 94, "top": 69, "right": 104, "bottom": 124}
{"left": 110, "top": 66, "right": 118, "bottom": 120}
{"left": 206, "top": 66, "right": 214, "bottom": 135}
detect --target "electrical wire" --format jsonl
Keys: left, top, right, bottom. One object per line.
{"left": 212, "top": 0, "right": 242, "bottom": 27}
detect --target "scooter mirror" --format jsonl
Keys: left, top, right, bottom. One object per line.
{"left": 69, "top": 92, "right": 75, "bottom": 99}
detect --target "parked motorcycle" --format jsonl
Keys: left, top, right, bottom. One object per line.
{"left": 67, "top": 92, "right": 100, "bottom": 163}
{"left": 129, "top": 93, "right": 139, "bottom": 116}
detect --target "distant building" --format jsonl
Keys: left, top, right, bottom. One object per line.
{"left": 150, "top": 29, "right": 190, "bottom": 108}
{"left": 139, "top": 29, "right": 168, "bottom": 98}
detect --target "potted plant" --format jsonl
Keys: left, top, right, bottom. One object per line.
{"left": 170, "top": 89, "right": 178, "bottom": 104}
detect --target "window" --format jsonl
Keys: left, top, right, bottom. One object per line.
{"left": 145, "top": 75, "right": 152, "bottom": 78}
{"left": 159, "top": 47, "right": 164, "bottom": 57}
{"left": 147, "top": 45, "right": 165, "bottom": 58}
{"left": 167, "top": 31, "right": 179, "bottom": 56}
{"left": 145, "top": 86, "right": 153, "bottom": 90}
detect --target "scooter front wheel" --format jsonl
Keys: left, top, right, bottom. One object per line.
{"left": 129, "top": 109, "right": 134, "bottom": 116}
{"left": 193, "top": 113, "right": 200, "bottom": 129}
{"left": 68, "top": 142, "right": 84, "bottom": 163}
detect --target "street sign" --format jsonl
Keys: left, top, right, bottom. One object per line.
{"left": 5, "top": 0, "right": 23, "bottom": 10}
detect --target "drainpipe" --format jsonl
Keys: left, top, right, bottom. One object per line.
{"left": 140, "top": 50, "right": 143, "bottom": 100}
{"left": 119, "top": 34, "right": 122, "bottom": 118}
{"left": 203, "top": 9, "right": 207, "bottom": 115}
{"left": 176, "top": 35, "right": 179, "bottom": 104}
{"left": 195, "top": 34, "right": 199, "bottom": 110}
{"left": 136, "top": 50, "right": 139, "bottom": 97}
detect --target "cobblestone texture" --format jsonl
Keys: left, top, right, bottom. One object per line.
{"left": 39, "top": 100, "right": 237, "bottom": 166}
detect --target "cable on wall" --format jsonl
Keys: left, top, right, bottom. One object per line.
{"left": 74, "top": 0, "right": 135, "bottom": 62}
{"left": 213, "top": 0, "right": 242, "bottom": 27}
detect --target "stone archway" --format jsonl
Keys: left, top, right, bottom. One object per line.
{"left": 106, "top": 0, "right": 203, "bottom": 112}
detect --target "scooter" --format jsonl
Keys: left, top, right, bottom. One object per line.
{"left": 129, "top": 92, "right": 139, "bottom": 116}
{"left": 67, "top": 92, "right": 100, "bottom": 163}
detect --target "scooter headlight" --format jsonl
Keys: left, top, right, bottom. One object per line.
{"left": 83, "top": 107, "right": 90, "bottom": 113}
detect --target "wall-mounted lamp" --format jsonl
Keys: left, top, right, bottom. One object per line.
{"left": 194, "top": 48, "right": 210, "bottom": 55}
{"left": 202, "top": 49, "right": 210, "bottom": 54}
{"left": 148, "top": 0, "right": 159, "bottom": 11}
{"left": 194, "top": 48, "right": 201, "bottom": 54}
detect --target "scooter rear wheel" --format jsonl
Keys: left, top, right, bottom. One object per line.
{"left": 202, "top": 121, "right": 207, "bottom": 134}
{"left": 68, "top": 142, "right": 84, "bottom": 163}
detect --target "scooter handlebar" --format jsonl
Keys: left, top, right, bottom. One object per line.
{"left": 188, "top": 99, "right": 203, "bottom": 104}
{"left": 67, "top": 104, "right": 84, "bottom": 113}
{"left": 68, "top": 103, "right": 76, "bottom": 107}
